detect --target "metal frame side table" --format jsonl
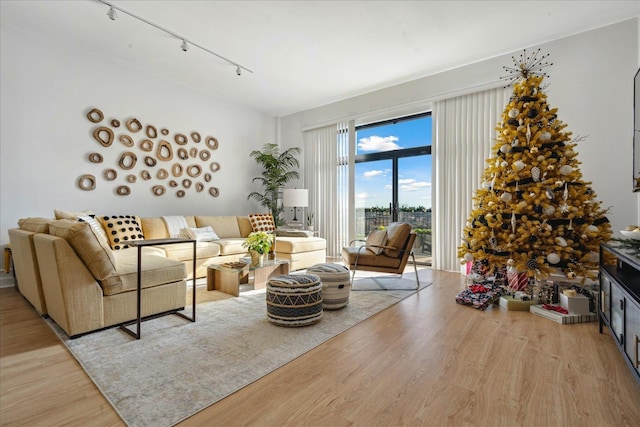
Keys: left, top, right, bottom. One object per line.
{"left": 121, "top": 238, "right": 196, "bottom": 339}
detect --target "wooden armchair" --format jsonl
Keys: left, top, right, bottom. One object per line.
{"left": 341, "top": 222, "right": 419, "bottom": 289}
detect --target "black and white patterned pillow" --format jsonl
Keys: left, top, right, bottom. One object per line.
{"left": 99, "top": 215, "right": 144, "bottom": 250}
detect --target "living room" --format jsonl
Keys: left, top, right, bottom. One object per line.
{"left": 1, "top": 1, "right": 640, "bottom": 425}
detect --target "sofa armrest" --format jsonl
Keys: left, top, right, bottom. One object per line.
{"left": 8, "top": 228, "right": 47, "bottom": 315}
{"left": 34, "top": 234, "right": 104, "bottom": 337}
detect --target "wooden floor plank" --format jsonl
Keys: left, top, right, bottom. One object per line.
{"left": 2, "top": 269, "right": 640, "bottom": 426}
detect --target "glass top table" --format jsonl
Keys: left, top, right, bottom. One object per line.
{"left": 206, "top": 259, "right": 290, "bottom": 296}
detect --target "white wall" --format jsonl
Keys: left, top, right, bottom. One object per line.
{"left": 0, "top": 25, "right": 276, "bottom": 249}
{"left": 280, "top": 19, "right": 639, "bottom": 236}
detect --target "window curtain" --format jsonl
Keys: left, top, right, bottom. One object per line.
{"left": 303, "top": 122, "right": 351, "bottom": 259}
{"left": 432, "top": 86, "right": 510, "bottom": 271}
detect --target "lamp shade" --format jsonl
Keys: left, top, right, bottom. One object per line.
{"left": 282, "top": 189, "right": 308, "bottom": 207}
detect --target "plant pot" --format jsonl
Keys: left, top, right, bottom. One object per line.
{"left": 250, "top": 251, "right": 265, "bottom": 267}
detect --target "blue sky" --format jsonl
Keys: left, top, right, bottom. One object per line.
{"left": 355, "top": 116, "right": 432, "bottom": 209}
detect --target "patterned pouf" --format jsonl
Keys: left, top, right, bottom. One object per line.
{"left": 306, "top": 263, "right": 351, "bottom": 310}
{"left": 266, "top": 274, "right": 323, "bottom": 327}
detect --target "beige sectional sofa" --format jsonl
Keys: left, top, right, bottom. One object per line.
{"left": 8, "top": 214, "right": 326, "bottom": 337}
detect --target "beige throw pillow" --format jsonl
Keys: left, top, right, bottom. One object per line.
{"left": 18, "top": 217, "right": 52, "bottom": 233}
{"left": 48, "top": 219, "right": 116, "bottom": 281}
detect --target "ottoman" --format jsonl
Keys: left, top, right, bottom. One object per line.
{"left": 266, "top": 274, "right": 323, "bottom": 327}
{"left": 307, "top": 263, "right": 351, "bottom": 309}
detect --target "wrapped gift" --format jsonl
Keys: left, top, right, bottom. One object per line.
{"left": 507, "top": 270, "right": 529, "bottom": 291}
{"left": 455, "top": 283, "right": 504, "bottom": 310}
{"left": 559, "top": 292, "right": 590, "bottom": 315}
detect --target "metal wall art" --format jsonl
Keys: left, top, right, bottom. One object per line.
{"left": 79, "top": 107, "right": 221, "bottom": 198}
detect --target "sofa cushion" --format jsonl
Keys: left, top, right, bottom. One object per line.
{"left": 48, "top": 219, "right": 116, "bottom": 281}
{"left": 140, "top": 216, "right": 197, "bottom": 240}
{"left": 99, "top": 215, "right": 145, "bottom": 250}
{"left": 237, "top": 216, "right": 253, "bottom": 238}
{"left": 275, "top": 237, "right": 326, "bottom": 254}
{"left": 383, "top": 223, "right": 412, "bottom": 258}
{"left": 156, "top": 241, "right": 220, "bottom": 261}
{"left": 101, "top": 251, "right": 186, "bottom": 296}
{"left": 18, "top": 217, "right": 52, "bottom": 233}
{"left": 274, "top": 228, "right": 314, "bottom": 237}
{"left": 214, "top": 238, "right": 248, "bottom": 255}
{"left": 248, "top": 213, "right": 276, "bottom": 232}
{"left": 195, "top": 216, "right": 240, "bottom": 239}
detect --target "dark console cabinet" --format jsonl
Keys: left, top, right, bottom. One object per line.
{"left": 599, "top": 243, "right": 640, "bottom": 383}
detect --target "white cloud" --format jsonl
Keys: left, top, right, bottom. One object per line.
{"left": 358, "top": 135, "right": 401, "bottom": 152}
{"left": 363, "top": 169, "right": 385, "bottom": 178}
{"left": 356, "top": 192, "right": 369, "bottom": 199}
{"left": 400, "top": 181, "right": 431, "bottom": 192}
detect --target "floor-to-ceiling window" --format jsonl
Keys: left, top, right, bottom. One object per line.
{"left": 354, "top": 113, "right": 432, "bottom": 264}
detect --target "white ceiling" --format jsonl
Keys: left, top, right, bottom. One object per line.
{"left": 2, "top": 1, "right": 639, "bottom": 116}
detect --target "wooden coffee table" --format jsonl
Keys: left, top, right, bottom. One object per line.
{"left": 207, "top": 260, "right": 290, "bottom": 296}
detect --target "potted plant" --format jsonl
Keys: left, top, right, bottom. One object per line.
{"left": 247, "top": 143, "right": 302, "bottom": 226}
{"left": 242, "top": 231, "right": 274, "bottom": 266}
{"left": 306, "top": 212, "right": 314, "bottom": 230}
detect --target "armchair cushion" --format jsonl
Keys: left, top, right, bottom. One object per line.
{"left": 383, "top": 222, "right": 412, "bottom": 258}
{"left": 341, "top": 246, "right": 402, "bottom": 269}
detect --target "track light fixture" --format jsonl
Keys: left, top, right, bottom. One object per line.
{"left": 98, "top": 0, "right": 253, "bottom": 76}
{"left": 107, "top": 6, "right": 117, "bottom": 21}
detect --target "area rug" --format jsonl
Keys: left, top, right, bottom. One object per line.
{"left": 48, "top": 273, "right": 431, "bottom": 427}
{"left": 351, "top": 276, "right": 427, "bottom": 291}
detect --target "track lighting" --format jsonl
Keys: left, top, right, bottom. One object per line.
{"left": 98, "top": 0, "right": 253, "bottom": 76}
{"left": 107, "top": 6, "right": 117, "bottom": 21}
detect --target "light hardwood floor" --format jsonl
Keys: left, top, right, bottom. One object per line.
{"left": 2, "top": 269, "right": 640, "bottom": 426}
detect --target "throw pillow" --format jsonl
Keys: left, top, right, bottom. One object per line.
{"left": 48, "top": 219, "right": 116, "bottom": 281}
{"left": 18, "top": 217, "right": 52, "bottom": 233}
{"left": 365, "top": 229, "right": 388, "bottom": 255}
{"left": 99, "top": 215, "right": 144, "bottom": 250}
{"left": 78, "top": 215, "right": 108, "bottom": 242}
{"left": 54, "top": 209, "right": 95, "bottom": 220}
{"left": 182, "top": 226, "right": 220, "bottom": 241}
{"left": 248, "top": 213, "right": 276, "bottom": 232}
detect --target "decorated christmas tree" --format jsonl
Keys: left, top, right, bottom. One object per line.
{"left": 458, "top": 50, "right": 611, "bottom": 282}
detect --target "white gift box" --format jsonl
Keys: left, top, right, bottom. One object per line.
{"left": 559, "top": 293, "right": 590, "bottom": 315}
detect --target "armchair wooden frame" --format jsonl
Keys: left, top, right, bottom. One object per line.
{"left": 344, "top": 232, "right": 420, "bottom": 290}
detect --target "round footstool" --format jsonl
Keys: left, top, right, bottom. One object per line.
{"left": 306, "top": 263, "right": 351, "bottom": 310}
{"left": 266, "top": 274, "right": 323, "bottom": 327}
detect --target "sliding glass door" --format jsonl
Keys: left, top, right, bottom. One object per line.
{"left": 354, "top": 113, "right": 432, "bottom": 263}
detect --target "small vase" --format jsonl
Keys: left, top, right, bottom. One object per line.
{"left": 250, "top": 251, "right": 264, "bottom": 267}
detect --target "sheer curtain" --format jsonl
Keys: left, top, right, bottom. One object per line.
{"left": 303, "top": 121, "right": 352, "bottom": 259}
{"left": 432, "top": 86, "right": 510, "bottom": 271}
